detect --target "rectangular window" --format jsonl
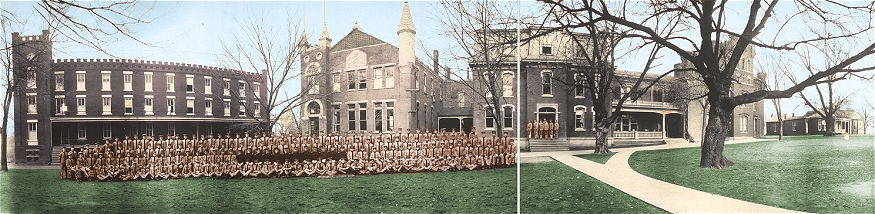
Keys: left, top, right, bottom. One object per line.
{"left": 375, "top": 102, "right": 383, "bottom": 131}
{"left": 26, "top": 95, "right": 36, "bottom": 114}
{"left": 144, "top": 72, "right": 153, "bottom": 92}
{"left": 123, "top": 72, "right": 132, "bottom": 91}
{"left": 575, "top": 106, "right": 586, "bottom": 131}
{"left": 542, "top": 45, "right": 552, "bottom": 55}
{"left": 503, "top": 106, "right": 513, "bottom": 129}
{"left": 167, "top": 97, "right": 175, "bottom": 115}
{"left": 166, "top": 74, "right": 175, "bottom": 92}
{"left": 386, "top": 102, "right": 394, "bottom": 131}
{"left": 102, "top": 95, "right": 112, "bottom": 115}
{"left": 145, "top": 123, "right": 153, "bottom": 137}
{"left": 76, "top": 71, "right": 86, "bottom": 91}
{"left": 373, "top": 67, "right": 383, "bottom": 89}
{"left": 239, "top": 82, "right": 246, "bottom": 97}
{"left": 55, "top": 96, "right": 64, "bottom": 115}
{"left": 308, "top": 76, "right": 319, "bottom": 94}
{"left": 124, "top": 95, "right": 133, "bottom": 114}
{"left": 223, "top": 99, "right": 231, "bottom": 116}
{"left": 223, "top": 79, "right": 230, "bottom": 95}
{"left": 54, "top": 72, "right": 64, "bottom": 91}
{"left": 485, "top": 108, "right": 495, "bottom": 129}
{"left": 27, "top": 121, "right": 37, "bottom": 144}
{"left": 253, "top": 82, "right": 260, "bottom": 98}
{"left": 253, "top": 102, "right": 261, "bottom": 117}
{"left": 574, "top": 74, "right": 585, "bottom": 98}
{"left": 26, "top": 67, "right": 35, "bottom": 89}
{"left": 348, "top": 104, "right": 356, "bottom": 131}
{"left": 792, "top": 121, "right": 797, "bottom": 132}
{"left": 77, "top": 123, "right": 86, "bottom": 139}
{"left": 186, "top": 98, "right": 195, "bottom": 115}
{"left": 333, "top": 73, "right": 342, "bottom": 92}
{"left": 76, "top": 95, "right": 86, "bottom": 115}
{"left": 204, "top": 77, "right": 212, "bottom": 94}
{"left": 333, "top": 105, "right": 341, "bottom": 132}
{"left": 102, "top": 72, "right": 111, "bottom": 91}
{"left": 502, "top": 72, "right": 514, "bottom": 97}
{"left": 359, "top": 103, "right": 367, "bottom": 130}
{"left": 347, "top": 71, "right": 356, "bottom": 90}
{"left": 168, "top": 122, "right": 176, "bottom": 136}
{"left": 205, "top": 98, "right": 213, "bottom": 116}
{"left": 239, "top": 101, "right": 246, "bottom": 117}
{"left": 186, "top": 75, "right": 194, "bottom": 93}
{"left": 358, "top": 69, "right": 367, "bottom": 89}
{"left": 542, "top": 71, "right": 552, "bottom": 95}
{"left": 144, "top": 96, "right": 154, "bottom": 115}
{"left": 102, "top": 123, "right": 112, "bottom": 140}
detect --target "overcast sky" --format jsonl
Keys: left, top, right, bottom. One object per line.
{"left": 2, "top": 1, "right": 872, "bottom": 133}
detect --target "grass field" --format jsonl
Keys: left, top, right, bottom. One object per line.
{"left": 629, "top": 135, "right": 874, "bottom": 213}
{"left": 521, "top": 161, "right": 665, "bottom": 213}
{"left": 0, "top": 167, "right": 515, "bottom": 213}
{"left": 574, "top": 152, "right": 617, "bottom": 164}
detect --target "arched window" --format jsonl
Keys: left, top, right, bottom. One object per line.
{"left": 307, "top": 101, "right": 321, "bottom": 115}
{"left": 652, "top": 88, "right": 663, "bottom": 102}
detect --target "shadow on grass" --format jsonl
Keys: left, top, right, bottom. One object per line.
{"left": 574, "top": 152, "right": 617, "bottom": 164}
{"left": 521, "top": 161, "right": 665, "bottom": 213}
{"left": 629, "top": 135, "right": 875, "bottom": 213}
{"left": 1, "top": 167, "right": 515, "bottom": 213}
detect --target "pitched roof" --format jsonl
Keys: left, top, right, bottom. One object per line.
{"left": 765, "top": 114, "right": 805, "bottom": 123}
{"left": 331, "top": 28, "right": 389, "bottom": 51}
{"left": 803, "top": 110, "right": 862, "bottom": 119}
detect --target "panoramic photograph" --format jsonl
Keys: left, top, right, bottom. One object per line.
{"left": 1, "top": 0, "right": 873, "bottom": 213}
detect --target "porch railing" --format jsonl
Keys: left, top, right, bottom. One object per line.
{"left": 612, "top": 131, "right": 664, "bottom": 139}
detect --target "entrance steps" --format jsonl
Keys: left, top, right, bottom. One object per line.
{"left": 529, "top": 139, "right": 569, "bottom": 152}
{"left": 51, "top": 146, "right": 62, "bottom": 166}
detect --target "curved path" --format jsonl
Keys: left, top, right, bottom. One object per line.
{"left": 522, "top": 139, "right": 805, "bottom": 213}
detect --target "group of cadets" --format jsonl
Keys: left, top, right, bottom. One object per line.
{"left": 526, "top": 120, "right": 559, "bottom": 139}
{"left": 59, "top": 128, "right": 516, "bottom": 181}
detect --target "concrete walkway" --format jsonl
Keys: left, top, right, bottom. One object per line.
{"left": 522, "top": 138, "right": 805, "bottom": 213}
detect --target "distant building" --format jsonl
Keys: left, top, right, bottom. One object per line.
{"left": 765, "top": 110, "right": 863, "bottom": 136}
{"left": 11, "top": 30, "right": 267, "bottom": 164}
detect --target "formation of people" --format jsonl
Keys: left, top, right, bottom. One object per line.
{"left": 526, "top": 120, "right": 559, "bottom": 139}
{"left": 59, "top": 128, "right": 516, "bottom": 181}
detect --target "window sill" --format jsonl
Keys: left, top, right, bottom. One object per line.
{"left": 542, "top": 94, "right": 553, "bottom": 98}
{"left": 102, "top": 113, "right": 111, "bottom": 116}
{"left": 145, "top": 112, "right": 153, "bottom": 115}
{"left": 575, "top": 128, "right": 586, "bottom": 132}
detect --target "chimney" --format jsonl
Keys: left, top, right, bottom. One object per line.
{"left": 792, "top": 113, "right": 795, "bottom": 117}
{"left": 433, "top": 50, "right": 440, "bottom": 77}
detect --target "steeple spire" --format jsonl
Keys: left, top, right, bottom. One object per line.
{"left": 299, "top": 12, "right": 309, "bottom": 47}
{"left": 397, "top": 1, "right": 416, "bottom": 34}
{"left": 353, "top": 21, "right": 362, "bottom": 31}
{"left": 318, "top": 22, "right": 331, "bottom": 48}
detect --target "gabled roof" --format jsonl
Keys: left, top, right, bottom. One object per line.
{"left": 803, "top": 110, "right": 862, "bottom": 119}
{"left": 331, "top": 29, "right": 389, "bottom": 51}
{"left": 765, "top": 114, "right": 805, "bottom": 123}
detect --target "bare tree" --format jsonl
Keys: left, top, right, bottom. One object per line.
{"left": 789, "top": 38, "right": 857, "bottom": 136}
{"left": 758, "top": 52, "right": 792, "bottom": 141}
{"left": 217, "top": 14, "right": 307, "bottom": 133}
{"left": 526, "top": 0, "right": 695, "bottom": 154}
{"left": 1, "top": 1, "right": 154, "bottom": 171}
{"left": 537, "top": 0, "right": 875, "bottom": 168}
{"left": 859, "top": 99, "right": 875, "bottom": 135}
{"left": 431, "top": 0, "right": 521, "bottom": 138}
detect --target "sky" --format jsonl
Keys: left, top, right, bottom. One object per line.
{"left": 1, "top": 1, "right": 873, "bottom": 133}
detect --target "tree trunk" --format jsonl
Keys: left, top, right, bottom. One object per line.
{"left": 700, "top": 104, "right": 735, "bottom": 169}
{"left": 774, "top": 99, "right": 783, "bottom": 141}
{"left": 823, "top": 113, "right": 837, "bottom": 136}
{"left": 594, "top": 125, "right": 611, "bottom": 154}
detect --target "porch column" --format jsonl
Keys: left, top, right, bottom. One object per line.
{"left": 660, "top": 111, "right": 668, "bottom": 139}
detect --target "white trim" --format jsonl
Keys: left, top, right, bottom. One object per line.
{"left": 75, "top": 71, "right": 86, "bottom": 91}
{"left": 144, "top": 72, "right": 154, "bottom": 92}
{"left": 101, "top": 95, "right": 112, "bottom": 115}
{"left": 573, "top": 105, "right": 586, "bottom": 132}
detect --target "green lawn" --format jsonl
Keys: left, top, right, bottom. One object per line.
{"left": 574, "top": 152, "right": 617, "bottom": 164}
{"left": 0, "top": 168, "right": 515, "bottom": 213}
{"left": 521, "top": 161, "right": 665, "bottom": 213}
{"left": 629, "top": 135, "right": 874, "bottom": 213}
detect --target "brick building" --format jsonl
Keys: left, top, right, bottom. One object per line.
{"left": 765, "top": 110, "right": 863, "bottom": 136}
{"left": 300, "top": 2, "right": 443, "bottom": 134}
{"left": 11, "top": 30, "right": 267, "bottom": 164}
